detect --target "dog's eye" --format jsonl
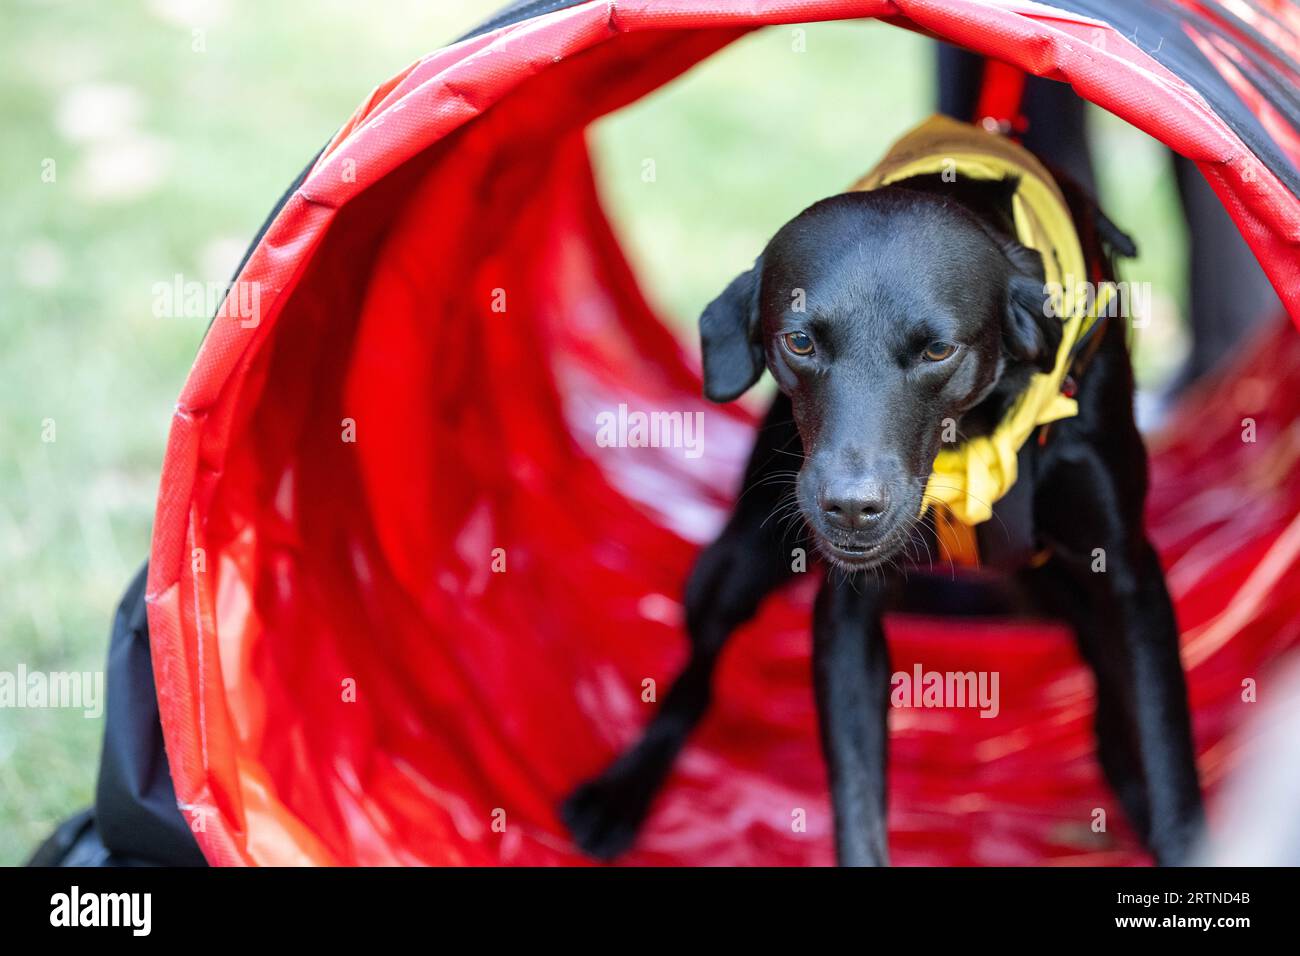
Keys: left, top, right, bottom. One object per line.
{"left": 922, "top": 341, "right": 957, "bottom": 362}
{"left": 783, "top": 331, "right": 815, "bottom": 356}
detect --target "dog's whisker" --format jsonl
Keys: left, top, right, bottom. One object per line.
{"left": 912, "top": 500, "right": 959, "bottom": 580}
{"left": 921, "top": 481, "right": 1014, "bottom": 546}
{"left": 761, "top": 489, "right": 800, "bottom": 523}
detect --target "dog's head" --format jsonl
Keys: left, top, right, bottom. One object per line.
{"left": 699, "top": 180, "right": 1061, "bottom": 570}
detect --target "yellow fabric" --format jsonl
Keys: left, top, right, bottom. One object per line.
{"left": 848, "top": 115, "right": 1111, "bottom": 526}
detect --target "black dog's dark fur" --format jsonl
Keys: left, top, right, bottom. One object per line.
{"left": 562, "top": 170, "right": 1204, "bottom": 865}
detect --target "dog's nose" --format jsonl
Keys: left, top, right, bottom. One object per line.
{"left": 819, "top": 482, "right": 890, "bottom": 531}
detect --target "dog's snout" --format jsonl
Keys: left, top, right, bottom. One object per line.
{"left": 818, "top": 480, "right": 890, "bottom": 531}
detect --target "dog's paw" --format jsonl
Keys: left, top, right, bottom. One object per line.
{"left": 560, "top": 773, "right": 652, "bottom": 862}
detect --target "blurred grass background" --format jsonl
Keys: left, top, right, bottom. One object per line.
{"left": 0, "top": 0, "right": 1186, "bottom": 864}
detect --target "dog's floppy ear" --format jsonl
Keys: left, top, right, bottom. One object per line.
{"left": 699, "top": 259, "right": 764, "bottom": 403}
{"left": 1000, "top": 241, "right": 1061, "bottom": 374}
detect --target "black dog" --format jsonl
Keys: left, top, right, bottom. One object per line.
{"left": 562, "top": 169, "right": 1204, "bottom": 866}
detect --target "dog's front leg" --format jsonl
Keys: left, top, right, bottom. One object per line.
{"left": 1036, "top": 443, "right": 1204, "bottom": 865}
{"left": 562, "top": 393, "right": 804, "bottom": 860}
{"left": 812, "top": 571, "right": 891, "bottom": 866}
{"left": 1101, "top": 540, "right": 1204, "bottom": 864}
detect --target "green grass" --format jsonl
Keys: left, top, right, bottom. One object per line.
{"left": 0, "top": 3, "right": 1186, "bottom": 865}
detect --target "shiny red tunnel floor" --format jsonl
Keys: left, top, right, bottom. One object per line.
{"left": 175, "top": 306, "right": 1300, "bottom": 865}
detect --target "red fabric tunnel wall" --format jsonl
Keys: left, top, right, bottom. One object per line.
{"left": 145, "top": 0, "right": 1300, "bottom": 865}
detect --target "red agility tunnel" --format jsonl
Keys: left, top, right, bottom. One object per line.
{"left": 139, "top": 1, "right": 1300, "bottom": 865}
